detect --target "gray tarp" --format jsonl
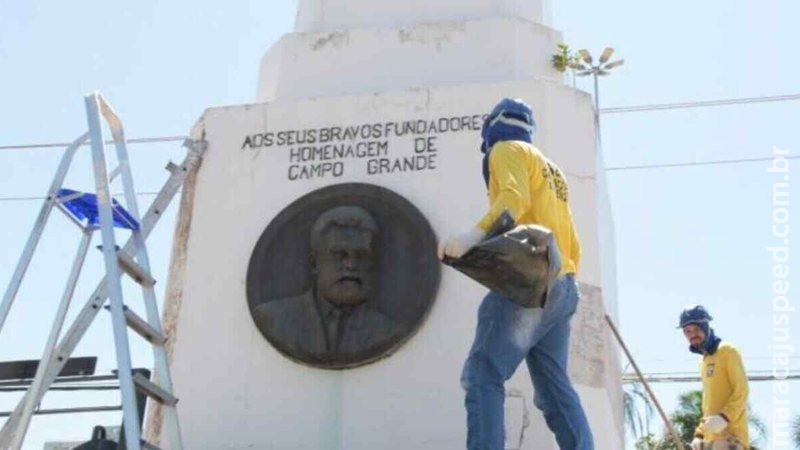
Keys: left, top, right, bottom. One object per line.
{"left": 443, "top": 212, "right": 561, "bottom": 308}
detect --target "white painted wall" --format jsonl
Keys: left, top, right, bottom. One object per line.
{"left": 257, "top": 18, "right": 562, "bottom": 102}
{"left": 168, "top": 80, "right": 622, "bottom": 449}
{"left": 294, "top": 0, "right": 551, "bottom": 32}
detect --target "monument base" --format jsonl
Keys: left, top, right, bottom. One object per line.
{"left": 159, "top": 78, "right": 622, "bottom": 449}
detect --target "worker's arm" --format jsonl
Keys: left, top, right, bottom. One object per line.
{"left": 476, "top": 142, "right": 538, "bottom": 231}
{"left": 694, "top": 418, "right": 705, "bottom": 439}
{"left": 719, "top": 346, "right": 749, "bottom": 424}
{"left": 570, "top": 223, "right": 581, "bottom": 273}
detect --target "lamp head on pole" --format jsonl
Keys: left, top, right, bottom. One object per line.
{"left": 599, "top": 47, "right": 614, "bottom": 64}
{"left": 578, "top": 49, "right": 593, "bottom": 65}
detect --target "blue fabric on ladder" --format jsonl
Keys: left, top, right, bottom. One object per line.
{"left": 57, "top": 189, "right": 140, "bottom": 230}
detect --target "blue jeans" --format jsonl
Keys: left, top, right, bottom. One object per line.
{"left": 461, "top": 274, "right": 594, "bottom": 450}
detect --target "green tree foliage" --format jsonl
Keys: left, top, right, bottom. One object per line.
{"left": 624, "top": 382, "right": 654, "bottom": 439}
{"left": 633, "top": 390, "right": 766, "bottom": 449}
{"left": 551, "top": 43, "right": 576, "bottom": 73}
{"left": 550, "top": 43, "right": 581, "bottom": 87}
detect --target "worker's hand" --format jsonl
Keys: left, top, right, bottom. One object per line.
{"left": 690, "top": 437, "right": 703, "bottom": 450}
{"left": 704, "top": 415, "right": 728, "bottom": 434}
{"left": 438, "top": 227, "right": 485, "bottom": 260}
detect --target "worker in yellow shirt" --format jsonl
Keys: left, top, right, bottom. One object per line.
{"left": 439, "top": 98, "right": 593, "bottom": 450}
{"left": 679, "top": 305, "right": 749, "bottom": 450}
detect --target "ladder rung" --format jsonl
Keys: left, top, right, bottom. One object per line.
{"left": 132, "top": 372, "right": 178, "bottom": 406}
{"left": 141, "top": 439, "right": 163, "bottom": 450}
{"left": 108, "top": 164, "right": 123, "bottom": 182}
{"left": 104, "top": 305, "right": 166, "bottom": 345}
{"left": 117, "top": 252, "right": 156, "bottom": 286}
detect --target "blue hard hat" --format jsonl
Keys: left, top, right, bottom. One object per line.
{"left": 677, "top": 305, "right": 713, "bottom": 329}
{"left": 485, "top": 98, "right": 535, "bottom": 129}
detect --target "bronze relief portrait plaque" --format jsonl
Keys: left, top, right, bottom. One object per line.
{"left": 247, "top": 183, "right": 440, "bottom": 369}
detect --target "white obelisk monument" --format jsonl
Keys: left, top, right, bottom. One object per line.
{"left": 159, "top": 1, "right": 624, "bottom": 448}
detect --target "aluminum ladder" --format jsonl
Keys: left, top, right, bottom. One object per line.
{"left": 0, "top": 92, "right": 206, "bottom": 449}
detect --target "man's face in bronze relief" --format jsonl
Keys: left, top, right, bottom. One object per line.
{"left": 314, "top": 226, "right": 376, "bottom": 307}
{"left": 310, "top": 207, "right": 378, "bottom": 308}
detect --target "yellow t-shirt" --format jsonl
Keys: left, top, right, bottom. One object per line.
{"left": 695, "top": 342, "right": 750, "bottom": 446}
{"left": 476, "top": 141, "right": 581, "bottom": 275}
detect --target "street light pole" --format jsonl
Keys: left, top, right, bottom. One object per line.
{"left": 572, "top": 47, "right": 624, "bottom": 145}
{"left": 593, "top": 70, "right": 600, "bottom": 118}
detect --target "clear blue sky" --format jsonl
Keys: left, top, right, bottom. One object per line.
{"left": 1, "top": 0, "right": 798, "bottom": 448}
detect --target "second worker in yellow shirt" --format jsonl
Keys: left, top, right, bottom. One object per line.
{"left": 680, "top": 305, "right": 750, "bottom": 450}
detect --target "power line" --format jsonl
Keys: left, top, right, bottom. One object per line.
{"left": 0, "top": 136, "right": 187, "bottom": 151}
{"left": 0, "top": 152, "right": 792, "bottom": 203}
{"left": 637, "top": 355, "right": 800, "bottom": 362}
{"left": 0, "top": 93, "right": 798, "bottom": 152}
{"left": 0, "top": 384, "right": 119, "bottom": 392}
{"left": 629, "top": 369, "right": 799, "bottom": 377}
{"left": 624, "top": 372, "right": 800, "bottom": 384}
{"left": 0, "top": 192, "right": 164, "bottom": 203}
{"left": 606, "top": 155, "right": 800, "bottom": 172}
{"left": 600, "top": 93, "right": 800, "bottom": 114}
{"left": 0, "top": 154, "right": 792, "bottom": 203}
{"left": 0, "top": 405, "right": 121, "bottom": 418}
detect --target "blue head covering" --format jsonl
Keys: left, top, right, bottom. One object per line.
{"left": 480, "top": 98, "right": 536, "bottom": 186}
{"left": 679, "top": 305, "right": 722, "bottom": 355}
{"left": 688, "top": 322, "right": 722, "bottom": 355}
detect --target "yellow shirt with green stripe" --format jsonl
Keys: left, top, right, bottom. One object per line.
{"left": 476, "top": 141, "right": 581, "bottom": 275}
{"left": 695, "top": 342, "right": 750, "bottom": 446}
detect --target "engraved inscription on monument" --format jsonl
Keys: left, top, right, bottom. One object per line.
{"left": 246, "top": 183, "right": 440, "bottom": 369}
{"left": 241, "top": 114, "right": 486, "bottom": 180}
